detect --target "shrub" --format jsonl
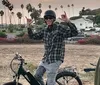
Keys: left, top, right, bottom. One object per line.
{"left": 0, "top": 31, "right": 7, "bottom": 38}
{"left": 16, "top": 32, "right": 25, "bottom": 37}
{"left": 86, "top": 35, "right": 100, "bottom": 44}
{"left": 78, "top": 35, "right": 100, "bottom": 45}
{"left": 77, "top": 39, "right": 87, "bottom": 44}
{"left": 2, "top": 30, "right": 6, "bottom": 32}
{"left": 15, "top": 37, "right": 43, "bottom": 44}
{"left": 8, "top": 24, "right": 15, "bottom": 33}
{"left": 15, "top": 34, "right": 43, "bottom": 44}
{"left": 16, "top": 28, "right": 23, "bottom": 31}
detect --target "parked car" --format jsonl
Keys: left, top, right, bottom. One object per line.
{"left": 65, "top": 34, "right": 85, "bottom": 44}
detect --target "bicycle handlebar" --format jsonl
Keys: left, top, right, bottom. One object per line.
{"left": 84, "top": 68, "right": 95, "bottom": 72}
{"left": 84, "top": 63, "right": 96, "bottom": 72}
{"left": 10, "top": 52, "right": 25, "bottom": 74}
{"left": 14, "top": 53, "right": 24, "bottom": 61}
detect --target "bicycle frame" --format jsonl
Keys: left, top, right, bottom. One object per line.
{"left": 6, "top": 53, "right": 82, "bottom": 85}
{"left": 11, "top": 54, "right": 40, "bottom": 85}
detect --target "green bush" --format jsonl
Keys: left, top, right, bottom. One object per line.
{"left": 16, "top": 32, "right": 25, "bottom": 37}
{"left": 86, "top": 35, "right": 100, "bottom": 44}
{"left": 16, "top": 28, "right": 23, "bottom": 31}
{"left": 78, "top": 35, "right": 100, "bottom": 45}
{"left": 87, "top": 38, "right": 100, "bottom": 44}
{"left": 8, "top": 24, "right": 15, "bottom": 33}
{"left": 15, "top": 37, "right": 43, "bottom": 44}
{"left": 0, "top": 31, "right": 7, "bottom": 38}
{"left": 2, "top": 30, "right": 6, "bottom": 32}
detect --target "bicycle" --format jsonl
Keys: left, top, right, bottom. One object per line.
{"left": 83, "top": 63, "right": 96, "bottom": 84}
{"left": 3, "top": 53, "right": 82, "bottom": 85}
{"left": 84, "top": 63, "right": 96, "bottom": 72}
{"left": 84, "top": 58, "right": 100, "bottom": 85}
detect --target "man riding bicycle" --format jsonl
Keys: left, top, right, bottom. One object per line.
{"left": 27, "top": 10, "right": 78, "bottom": 85}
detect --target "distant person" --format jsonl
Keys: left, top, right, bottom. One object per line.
{"left": 26, "top": 10, "right": 78, "bottom": 85}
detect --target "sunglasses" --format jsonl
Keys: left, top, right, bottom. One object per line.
{"left": 44, "top": 16, "right": 54, "bottom": 20}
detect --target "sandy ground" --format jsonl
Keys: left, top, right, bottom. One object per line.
{"left": 0, "top": 44, "right": 100, "bottom": 85}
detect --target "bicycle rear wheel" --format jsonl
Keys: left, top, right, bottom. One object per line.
{"left": 56, "top": 71, "right": 82, "bottom": 85}
{"left": 3, "top": 81, "right": 22, "bottom": 85}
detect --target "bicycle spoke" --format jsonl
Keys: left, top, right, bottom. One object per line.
{"left": 56, "top": 76, "right": 79, "bottom": 85}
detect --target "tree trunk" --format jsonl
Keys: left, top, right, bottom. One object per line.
{"left": 4, "top": 6, "right": 7, "bottom": 28}
{"left": 12, "top": 15, "right": 16, "bottom": 25}
{"left": 72, "top": 7, "right": 74, "bottom": 16}
{"left": 22, "top": 9, "right": 25, "bottom": 24}
{"left": 8, "top": 10, "right": 10, "bottom": 24}
{"left": 1, "top": 16, "right": 3, "bottom": 28}
{"left": 9, "top": 14, "right": 12, "bottom": 24}
{"left": 18, "top": 18, "right": 19, "bottom": 24}
{"left": 20, "top": 19, "right": 21, "bottom": 25}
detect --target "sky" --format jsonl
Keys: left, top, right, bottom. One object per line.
{"left": 0, "top": 0, "right": 100, "bottom": 24}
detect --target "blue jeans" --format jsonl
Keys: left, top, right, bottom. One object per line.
{"left": 34, "top": 61, "right": 62, "bottom": 85}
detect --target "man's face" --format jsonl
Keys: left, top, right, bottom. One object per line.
{"left": 44, "top": 16, "right": 54, "bottom": 26}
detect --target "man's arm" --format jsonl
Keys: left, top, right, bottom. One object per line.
{"left": 59, "top": 22, "right": 78, "bottom": 38}
{"left": 27, "top": 28, "right": 44, "bottom": 40}
{"left": 26, "top": 17, "right": 44, "bottom": 40}
{"left": 67, "top": 22, "right": 78, "bottom": 37}
{"left": 59, "top": 12, "right": 78, "bottom": 38}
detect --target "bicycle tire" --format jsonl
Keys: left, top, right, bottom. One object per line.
{"left": 56, "top": 71, "right": 82, "bottom": 85}
{"left": 3, "top": 81, "right": 22, "bottom": 85}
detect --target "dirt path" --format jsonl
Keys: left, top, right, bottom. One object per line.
{"left": 0, "top": 44, "right": 100, "bottom": 85}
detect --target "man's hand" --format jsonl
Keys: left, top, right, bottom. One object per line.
{"left": 61, "top": 11, "right": 70, "bottom": 23}
{"left": 25, "top": 16, "right": 33, "bottom": 27}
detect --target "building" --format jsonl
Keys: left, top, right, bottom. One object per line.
{"left": 71, "top": 17, "right": 94, "bottom": 31}
{"left": 56, "top": 16, "right": 94, "bottom": 31}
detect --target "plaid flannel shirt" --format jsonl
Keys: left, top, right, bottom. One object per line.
{"left": 28, "top": 23, "right": 78, "bottom": 64}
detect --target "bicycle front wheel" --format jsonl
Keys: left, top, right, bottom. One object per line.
{"left": 56, "top": 71, "right": 82, "bottom": 85}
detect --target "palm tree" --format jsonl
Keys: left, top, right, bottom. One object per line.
{"left": 60, "top": 5, "right": 64, "bottom": 12}
{"left": 38, "top": 3, "right": 42, "bottom": 17}
{"left": 71, "top": 4, "right": 74, "bottom": 16}
{"left": 3, "top": 5, "right": 7, "bottom": 27}
{"left": 55, "top": 8, "right": 58, "bottom": 18}
{"left": 16, "top": 12, "right": 22, "bottom": 24}
{"left": 67, "top": 4, "right": 70, "bottom": 18}
{"left": 2, "top": 0, "right": 13, "bottom": 24}
{"left": 11, "top": 12, "right": 16, "bottom": 24}
{"left": 55, "top": 8, "right": 57, "bottom": 13}
{"left": 8, "top": 4, "right": 13, "bottom": 24}
{"left": 82, "top": 7, "right": 85, "bottom": 11}
{"left": 2, "top": 0, "right": 9, "bottom": 25}
{"left": 55, "top": 8, "right": 57, "bottom": 11}
{"left": 30, "top": 9, "right": 40, "bottom": 24}
{"left": 26, "top": 3, "right": 32, "bottom": 18}
{"left": 0, "top": 10, "right": 4, "bottom": 28}
{"left": 38, "top": 3, "right": 42, "bottom": 9}
{"left": 21, "top": 4, "right": 24, "bottom": 10}
{"left": 79, "top": 7, "right": 85, "bottom": 16}
{"left": 48, "top": 5, "right": 51, "bottom": 9}
{"left": 2, "top": 0, "right": 11, "bottom": 8}
{"left": 38, "top": 9, "right": 42, "bottom": 17}
{"left": 21, "top": 4, "right": 25, "bottom": 24}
